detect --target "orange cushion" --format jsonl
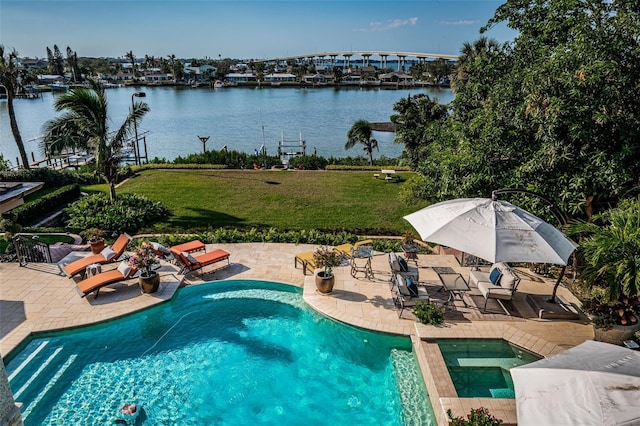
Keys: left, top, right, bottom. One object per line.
{"left": 170, "top": 240, "right": 205, "bottom": 253}
{"left": 63, "top": 253, "right": 109, "bottom": 277}
{"left": 77, "top": 269, "right": 127, "bottom": 295}
{"left": 188, "top": 249, "right": 230, "bottom": 270}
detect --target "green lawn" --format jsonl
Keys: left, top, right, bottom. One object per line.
{"left": 116, "top": 169, "right": 428, "bottom": 234}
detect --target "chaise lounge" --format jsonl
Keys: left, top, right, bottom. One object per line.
{"left": 76, "top": 261, "right": 137, "bottom": 298}
{"left": 294, "top": 251, "right": 316, "bottom": 275}
{"left": 169, "top": 240, "right": 206, "bottom": 254}
{"left": 61, "top": 233, "right": 132, "bottom": 278}
{"left": 170, "top": 247, "right": 231, "bottom": 275}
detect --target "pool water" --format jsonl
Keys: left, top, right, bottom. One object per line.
{"left": 437, "top": 339, "right": 541, "bottom": 398}
{"left": 6, "top": 280, "right": 435, "bottom": 425}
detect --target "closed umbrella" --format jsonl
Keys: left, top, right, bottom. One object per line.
{"left": 403, "top": 197, "right": 577, "bottom": 265}
{"left": 512, "top": 340, "right": 640, "bottom": 426}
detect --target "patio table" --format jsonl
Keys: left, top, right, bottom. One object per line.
{"left": 437, "top": 272, "right": 470, "bottom": 307}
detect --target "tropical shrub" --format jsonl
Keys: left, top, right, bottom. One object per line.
{"left": 569, "top": 198, "right": 640, "bottom": 326}
{"left": 412, "top": 301, "right": 445, "bottom": 325}
{"left": 64, "top": 193, "right": 170, "bottom": 234}
{"left": 288, "top": 155, "right": 328, "bottom": 170}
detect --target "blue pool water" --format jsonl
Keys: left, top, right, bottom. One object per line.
{"left": 437, "top": 339, "right": 541, "bottom": 398}
{"left": 6, "top": 280, "right": 435, "bottom": 425}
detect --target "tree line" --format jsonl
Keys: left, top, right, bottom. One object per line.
{"left": 391, "top": 0, "right": 640, "bottom": 223}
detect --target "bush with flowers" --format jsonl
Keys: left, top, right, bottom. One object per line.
{"left": 448, "top": 407, "right": 502, "bottom": 426}
{"left": 128, "top": 241, "right": 159, "bottom": 277}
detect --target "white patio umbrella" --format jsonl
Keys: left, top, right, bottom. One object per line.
{"left": 403, "top": 197, "right": 577, "bottom": 265}
{"left": 512, "top": 340, "right": 640, "bottom": 426}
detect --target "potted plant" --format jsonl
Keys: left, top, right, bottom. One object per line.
{"left": 569, "top": 198, "right": 640, "bottom": 344}
{"left": 82, "top": 228, "right": 106, "bottom": 254}
{"left": 313, "top": 246, "right": 342, "bottom": 294}
{"left": 401, "top": 230, "right": 420, "bottom": 261}
{"left": 129, "top": 241, "right": 160, "bottom": 293}
{"left": 401, "top": 231, "right": 415, "bottom": 246}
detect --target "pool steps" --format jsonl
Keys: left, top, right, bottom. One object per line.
{"left": 7, "top": 340, "right": 50, "bottom": 382}
{"left": 450, "top": 357, "right": 522, "bottom": 369}
{"left": 7, "top": 340, "right": 77, "bottom": 421}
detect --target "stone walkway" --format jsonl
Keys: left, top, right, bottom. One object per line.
{"left": 0, "top": 242, "right": 595, "bottom": 426}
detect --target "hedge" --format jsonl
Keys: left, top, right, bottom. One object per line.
{"left": 9, "top": 184, "right": 81, "bottom": 225}
{"left": 0, "top": 168, "right": 100, "bottom": 188}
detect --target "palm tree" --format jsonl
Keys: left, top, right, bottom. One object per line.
{"left": 569, "top": 198, "right": 640, "bottom": 303}
{"left": 42, "top": 78, "right": 149, "bottom": 200}
{"left": 345, "top": 119, "right": 378, "bottom": 165}
{"left": 451, "top": 36, "right": 501, "bottom": 93}
{"left": 0, "top": 45, "right": 30, "bottom": 169}
{"left": 125, "top": 50, "right": 136, "bottom": 79}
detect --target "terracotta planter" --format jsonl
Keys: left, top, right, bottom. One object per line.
{"left": 594, "top": 322, "right": 640, "bottom": 345}
{"left": 90, "top": 239, "right": 105, "bottom": 254}
{"left": 315, "top": 270, "right": 335, "bottom": 294}
{"left": 139, "top": 272, "right": 160, "bottom": 294}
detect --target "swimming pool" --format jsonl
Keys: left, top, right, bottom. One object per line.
{"left": 6, "top": 280, "right": 435, "bottom": 425}
{"left": 437, "top": 339, "right": 541, "bottom": 398}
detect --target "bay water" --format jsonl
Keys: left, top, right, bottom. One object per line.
{"left": 0, "top": 86, "right": 453, "bottom": 167}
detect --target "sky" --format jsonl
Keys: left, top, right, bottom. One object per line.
{"left": 1, "top": 0, "right": 516, "bottom": 60}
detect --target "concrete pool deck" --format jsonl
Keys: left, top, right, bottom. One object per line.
{"left": 0, "top": 242, "right": 595, "bottom": 425}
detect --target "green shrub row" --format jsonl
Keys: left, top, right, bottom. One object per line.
{"left": 151, "top": 228, "right": 405, "bottom": 253}
{"left": 8, "top": 184, "right": 81, "bottom": 225}
{"left": 145, "top": 149, "right": 407, "bottom": 170}
{"left": 131, "top": 163, "right": 228, "bottom": 172}
{"left": 0, "top": 168, "right": 101, "bottom": 188}
{"left": 325, "top": 165, "right": 412, "bottom": 171}
{"left": 64, "top": 193, "right": 170, "bottom": 234}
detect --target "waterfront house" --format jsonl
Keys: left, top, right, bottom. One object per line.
{"left": 301, "top": 73, "right": 334, "bottom": 85}
{"left": 141, "top": 73, "right": 174, "bottom": 85}
{"left": 225, "top": 72, "right": 256, "bottom": 83}
{"left": 264, "top": 73, "right": 297, "bottom": 83}
{"left": 183, "top": 65, "right": 217, "bottom": 82}
{"left": 37, "top": 74, "right": 65, "bottom": 84}
{"left": 379, "top": 71, "right": 415, "bottom": 86}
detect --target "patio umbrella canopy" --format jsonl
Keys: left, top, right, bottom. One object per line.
{"left": 403, "top": 198, "right": 577, "bottom": 265}
{"left": 512, "top": 340, "right": 640, "bottom": 426}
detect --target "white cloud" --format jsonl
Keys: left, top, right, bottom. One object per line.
{"left": 440, "top": 20, "right": 479, "bottom": 26}
{"left": 357, "top": 17, "right": 418, "bottom": 32}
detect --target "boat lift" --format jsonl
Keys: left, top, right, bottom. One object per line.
{"left": 277, "top": 131, "right": 306, "bottom": 166}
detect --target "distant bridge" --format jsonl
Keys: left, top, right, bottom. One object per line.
{"left": 254, "top": 50, "right": 458, "bottom": 71}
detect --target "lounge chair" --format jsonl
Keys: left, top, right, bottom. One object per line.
{"left": 62, "top": 233, "right": 132, "bottom": 278}
{"left": 391, "top": 274, "right": 430, "bottom": 317}
{"left": 170, "top": 248, "right": 230, "bottom": 275}
{"left": 388, "top": 252, "right": 419, "bottom": 288}
{"left": 294, "top": 251, "right": 316, "bottom": 275}
{"left": 169, "top": 240, "right": 206, "bottom": 254}
{"left": 77, "top": 261, "right": 137, "bottom": 298}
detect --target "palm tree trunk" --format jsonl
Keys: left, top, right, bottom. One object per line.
{"left": 368, "top": 150, "right": 374, "bottom": 166}
{"left": 7, "top": 96, "right": 30, "bottom": 169}
{"left": 108, "top": 183, "right": 117, "bottom": 201}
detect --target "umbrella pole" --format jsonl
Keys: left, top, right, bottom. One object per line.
{"left": 548, "top": 265, "right": 566, "bottom": 303}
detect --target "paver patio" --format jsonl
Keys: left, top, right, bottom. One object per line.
{"left": 0, "top": 242, "right": 594, "bottom": 425}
